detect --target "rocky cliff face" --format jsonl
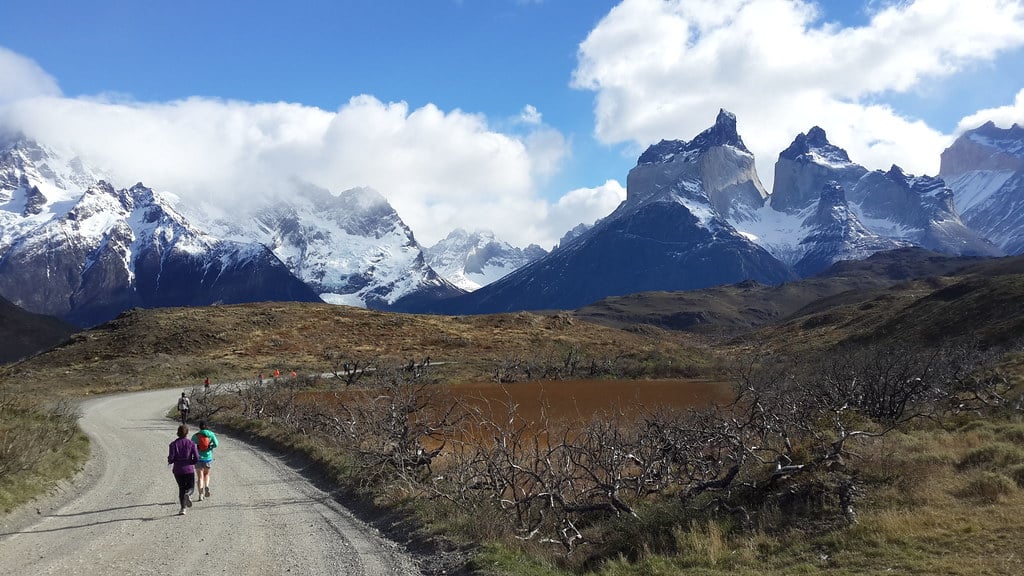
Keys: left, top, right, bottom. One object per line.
{"left": 630, "top": 109, "right": 768, "bottom": 221}
{"left": 206, "top": 183, "right": 465, "bottom": 310}
{"left": 940, "top": 122, "right": 1024, "bottom": 254}
{"left": 425, "top": 228, "right": 546, "bottom": 291}
{"left": 771, "top": 127, "right": 868, "bottom": 213}
{"left": 854, "top": 166, "right": 1000, "bottom": 257}
{"left": 733, "top": 127, "right": 1000, "bottom": 274}
{"left": 0, "top": 180, "right": 320, "bottom": 326}
{"left": 0, "top": 138, "right": 320, "bottom": 326}
{"left": 420, "top": 110, "right": 795, "bottom": 314}
{"left": 794, "top": 182, "right": 908, "bottom": 277}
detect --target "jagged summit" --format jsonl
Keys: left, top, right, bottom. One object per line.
{"left": 971, "top": 120, "right": 1024, "bottom": 147}
{"left": 637, "top": 109, "right": 749, "bottom": 166}
{"left": 424, "top": 228, "right": 546, "bottom": 292}
{"left": 628, "top": 110, "right": 766, "bottom": 220}
{"left": 770, "top": 126, "right": 866, "bottom": 214}
{"left": 779, "top": 126, "right": 853, "bottom": 165}
{"left": 0, "top": 177, "right": 320, "bottom": 326}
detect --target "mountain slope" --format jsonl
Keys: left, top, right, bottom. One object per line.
{"left": 792, "top": 182, "right": 908, "bottom": 277}
{"left": 737, "top": 127, "right": 998, "bottom": 274}
{"left": 0, "top": 295, "right": 77, "bottom": 364}
{"left": 425, "top": 229, "right": 546, "bottom": 291}
{"left": 575, "top": 247, "right": 981, "bottom": 335}
{"left": 421, "top": 110, "right": 795, "bottom": 314}
{"left": 940, "top": 121, "right": 1024, "bottom": 254}
{"left": 0, "top": 155, "right": 321, "bottom": 326}
{"left": 181, "top": 183, "right": 464, "bottom": 310}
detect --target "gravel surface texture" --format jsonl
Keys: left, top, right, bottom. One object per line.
{"left": 0, "top": 389, "right": 423, "bottom": 575}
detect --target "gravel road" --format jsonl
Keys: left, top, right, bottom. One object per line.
{"left": 0, "top": 389, "right": 423, "bottom": 575}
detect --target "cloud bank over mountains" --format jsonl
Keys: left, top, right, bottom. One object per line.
{"left": 1, "top": 0, "right": 1023, "bottom": 250}
{"left": 573, "top": 0, "right": 1024, "bottom": 187}
{"left": 0, "top": 86, "right": 586, "bottom": 249}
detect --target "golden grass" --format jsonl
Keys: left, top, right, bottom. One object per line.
{"left": 0, "top": 302, "right": 713, "bottom": 399}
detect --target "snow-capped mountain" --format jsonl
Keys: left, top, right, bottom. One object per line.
{"left": 632, "top": 109, "right": 768, "bottom": 222}
{"left": 422, "top": 110, "right": 796, "bottom": 314}
{"left": 188, "top": 183, "right": 464, "bottom": 311}
{"left": 793, "top": 182, "right": 907, "bottom": 277}
{"left": 424, "top": 229, "right": 546, "bottom": 291}
{"left": 0, "top": 142, "right": 321, "bottom": 326}
{"left": 734, "top": 127, "right": 999, "bottom": 275}
{"left": 771, "top": 126, "right": 867, "bottom": 213}
{"left": 940, "top": 121, "right": 1024, "bottom": 254}
{"left": 852, "top": 166, "right": 1000, "bottom": 257}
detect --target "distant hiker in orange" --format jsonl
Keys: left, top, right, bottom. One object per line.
{"left": 273, "top": 369, "right": 281, "bottom": 379}
{"left": 204, "top": 376, "right": 210, "bottom": 390}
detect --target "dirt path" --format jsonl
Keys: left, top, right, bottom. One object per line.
{"left": 0, "top": 389, "right": 422, "bottom": 575}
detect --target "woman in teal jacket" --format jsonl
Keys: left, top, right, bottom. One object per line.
{"left": 191, "top": 421, "right": 219, "bottom": 501}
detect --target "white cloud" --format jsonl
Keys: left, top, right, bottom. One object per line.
{"left": 956, "top": 88, "right": 1024, "bottom": 132}
{"left": 0, "top": 47, "right": 61, "bottom": 105}
{"left": 520, "top": 104, "right": 543, "bottom": 125}
{"left": 0, "top": 53, "right": 576, "bottom": 248}
{"left": 542, "top": 179, "right": 626, "bottom": 246}
{"left": 573, "top": 0, "right": 1024, "bottom": 188}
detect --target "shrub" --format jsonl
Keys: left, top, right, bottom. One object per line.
{"left": 957, "top": 443, "right": 1024, "bottom": 470}
{"left": 1009, "top": 464, "right": 1024, "bottom": 488}
{"left": 957, "top": 471, "right": 1017, "bottom": 503}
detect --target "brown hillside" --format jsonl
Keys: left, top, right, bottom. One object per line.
{"left": 0, "top": 302, "right": 712, "bottom": 397}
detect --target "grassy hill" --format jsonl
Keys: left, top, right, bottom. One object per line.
{"left": 575, "top": 248, "right": 992, "bottom": 336}
{"left": 0, "top": 302, "right": 711, "bottom": 398}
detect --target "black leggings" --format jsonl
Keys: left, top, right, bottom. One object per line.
{"left": 174, "top": 472, "right": 195, "bottom": 509}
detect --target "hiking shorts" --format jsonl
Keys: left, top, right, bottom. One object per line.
{"left": 196, "top": 460, "right": 213, "bottom": 469}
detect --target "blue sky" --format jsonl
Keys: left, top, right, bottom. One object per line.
{"left": 1, "top": 1, "right": 1023, "bottom": 248}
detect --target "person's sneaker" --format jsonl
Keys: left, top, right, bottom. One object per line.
{"left": 205, "top": 487, "right": 211, "bottom": 498}
{"left": 197, "top": 494, "right": 203, "bottom": 502}
{"left": 185, "top": 494, "right": 193, "bottom": 508}
{"left": 178, "top": 508, "right": 186, "bottom": 516}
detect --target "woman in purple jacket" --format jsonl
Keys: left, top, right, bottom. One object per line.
{"left": 167, "top": 424, "right": 199, "bottom": 516}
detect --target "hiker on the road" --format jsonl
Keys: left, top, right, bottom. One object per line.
{"left": 177, "top": 392, "right": 190, "bottom": 424}
{"left": 191, "top": 421, "right": 219, "bottom": 501}
{"left": 168, "top": 424, "right": 199, "bottom": 516}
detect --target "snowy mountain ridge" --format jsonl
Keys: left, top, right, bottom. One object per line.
{"left": 424, "top": 228, "right": 546, "bottom": 291}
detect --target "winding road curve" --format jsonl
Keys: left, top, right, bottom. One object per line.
{"left": 0, "top": 389, "right": 422, "bottom": 575}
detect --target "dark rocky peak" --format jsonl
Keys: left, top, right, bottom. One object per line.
{"left": 555, "top": 222, "right": 594, "bottom": 250}
{"left": 23, "top": 185, "right": 46, "bottom": 216}
{"left": 802, "top": 181, "right": 850, "bottom": 229}
{"left": 523, "top": 243, "right": 547, "bottom": 260}
{"left": 779, "top": 126, "right": 852, "bottom": 164}
{"left": 637, "top": 109, "right": 748, "bottom": 166}
{"left": 806, "top": 126, "right": 829, "bottom": 146}
{"left": 689, "top": 109, "right": 747, "bottom": 152}
{"left": 885, "top": 165, "right": 907, "bottom": 181}
{"left": 882, "top": 166, "right": 947, "bottom": 197}
{"left": 818, "top": 180, "right": 845, "bottom": 207}
{"left": 127, "top": 182, "right": 158, "bottom": 206}
{"left": 973, "top": 120, "right": 1024, "bottom": 139}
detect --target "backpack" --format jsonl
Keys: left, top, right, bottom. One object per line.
{"left": 197, "top": 433, "right": 211, "bottom": 452}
